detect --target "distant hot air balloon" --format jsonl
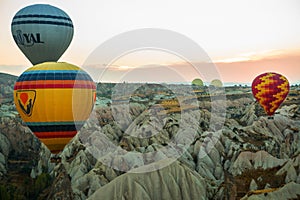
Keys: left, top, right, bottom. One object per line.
{"left": 252, "top": 72, "right": 289, "bottom": 116}
{"left": 14, "top": 62, "right": 96, "bottom": 154}
{"left": 11, "top": 4, "right": 74, "bottom": 65}
{"left": 192, "top": 78, "right": 204, "bottom": 87}
{"left": 210, "top": 79, "right": 223, "bottom": 87}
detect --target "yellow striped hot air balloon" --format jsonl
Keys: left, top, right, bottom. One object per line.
{"left": 14, "top": 62, "right": 96, "bottom": 154}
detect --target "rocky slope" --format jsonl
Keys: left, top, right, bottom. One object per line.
{"left": 40, "top": 102, "right": 300, "bottom": 200}
{"left": 89, "top": 160, "right": 207, "bottom": 200}
{"left": 0, "top": 75, "right": 299, "bottom": 200}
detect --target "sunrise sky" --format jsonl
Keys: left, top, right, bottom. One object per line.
{"left": 1, "top": 0, "right": 300, "bottom": 84}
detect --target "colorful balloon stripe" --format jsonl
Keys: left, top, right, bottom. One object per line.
{"left": 28, "top": 124, "right": 78, "bottom": 132}
{"left": 26, "top": 121, "right": 85, "bottom": 126}
{"left": 22, "top": 70, "right": 88, "bottom": 74}
{"left": 40, "top": 138, "right": 73, "bottom": 154}
{"left": 13, "top": 14, "right": 72, "bottom": 21}
{"left": 34, "top": 131, "right": 77, "bottom": 139}
{"left": 25, "top": 63, "right": 81, "bottom": 71}
{"left": 17, "top": 73, "right": 93, "bottom": 81}
{"left": 14, "top": 80, "right": 96, "bottom": 89}
{"left": 12, "top": 20, "right": 73, "bottom": 28}
{"left": 14, "top": 83, "right": 96, "bottom": 90}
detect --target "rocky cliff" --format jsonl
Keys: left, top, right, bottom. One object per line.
{"left": 0, "top": 75, "right": 299, "bottom": 200}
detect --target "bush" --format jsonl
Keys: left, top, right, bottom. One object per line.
{"left": 0, "top": 185, "right": 10, "bottom": 200}
{"left": 32, "top": 173, "right": 52, "bottom": 198}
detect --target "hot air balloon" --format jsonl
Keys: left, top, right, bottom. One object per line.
{"left": 11, "top": 4, "right": 74, "bottom": 65}
{"left": 192, "top": 78, "right": 204, "bottom": 87}
{"left": 210, "top": 79, "right": 223, "bottom": 87}
{"left": 14, "top": 62, "right": 96, "bottom": 154}
{"left": 252, "top": 72, "right": 289, "bottom": 116}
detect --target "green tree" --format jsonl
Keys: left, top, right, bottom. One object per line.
{"left": 33, "top": 173, "right": 52, "bottom": 198}
{"left": 0, "top": 185, "right": 10, "bottom": 200}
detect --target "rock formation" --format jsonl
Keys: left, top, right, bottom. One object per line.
{"left": 0, "top": 78, "right": 299, "bottom": 200}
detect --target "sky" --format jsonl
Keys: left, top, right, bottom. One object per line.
{"left": 1, "top": 0, "right": 300, "bottom": 84}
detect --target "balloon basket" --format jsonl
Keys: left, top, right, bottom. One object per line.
{"left": 50, "top": 154, "right": 62, "bottom": 164}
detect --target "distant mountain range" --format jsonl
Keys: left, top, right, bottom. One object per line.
{"left": 0, "top": 72, "right": 18, "bottom": 84}
{"left": 0, "top": 72, "right": 299, "bottom": 87}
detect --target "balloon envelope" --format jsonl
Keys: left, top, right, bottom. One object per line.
{"left": 14, "top": 62, "right": 96, "bottom": 153}
{"left": 210, "top": 79, "right": 223, "bottom": 87}
{"left": 252, "top": 72, "right": 289, "bottom": 116}
{"left": 11, "top": 4, "right": 74, "bottom": 65}
{"left": 192, "top": 78, "right": 204, "bottom": 87}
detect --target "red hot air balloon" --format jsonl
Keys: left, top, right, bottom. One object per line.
{"left": 252, "top": 72, "right": 290, "bottom": 116}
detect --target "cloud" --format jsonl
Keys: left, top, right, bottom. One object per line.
{"left": 3, "top": 49, "right": 299, "bottom": 85}
{"left": 214, "top": 49, "right": 300, "bottom": 84}
{"left": 85, "top": 64, "right": 193, "bottom": 83}
{"left": 83, "top": 51, "right": 300, "bottom": 84}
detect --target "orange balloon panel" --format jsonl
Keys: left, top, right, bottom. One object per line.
{"left": 14, "top": 62, "right": 96, "bottom": 153}
{"left": 252, "top": 72, "right": 289, "bottom": 116}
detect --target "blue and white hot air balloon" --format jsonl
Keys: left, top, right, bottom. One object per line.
{"left": 11, "top": 4, "right": 74, "bottom": 65}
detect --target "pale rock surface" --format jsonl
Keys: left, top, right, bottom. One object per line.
{"left": 229, "top": 151, "right": 287, "bottom": 176}
{"left": 88, "top": 160, "right": 207, "bottom": 200}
